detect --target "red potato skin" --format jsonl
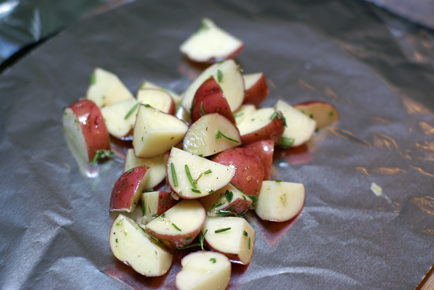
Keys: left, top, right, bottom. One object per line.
{"left": 156, "top": 191, "right": 179, "bottom": 216}
{"left": 110, "top": 166, "right": 150, "bottom": 212}
{"left": 220, "top": 197, "right": 252, "bottom": 215}
{"left": 211, "top": 148, "right": 264, "bottom": 197}
{"left": 243, "top": 140, "right": 274, "bottom": 180}
{"left": 67, "top": 99, "right": 110, "bottom": 161}
{"left": 240, "top": 110, "right": 285, "bottom": 145}
{"left": 191, "top": 77, "right": 235, "bottom": 124}
{"left": 243, "top": 73, "right": 269, "bottom": 107}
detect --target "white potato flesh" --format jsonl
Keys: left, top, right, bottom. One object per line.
{"left": 275, "top": 100, "right": 317, "bottom": 147}
{"left": 133, "top": 105, "right": 188, "bottom": 158}
{"left": 167, "top": 148, "right": 235, "bottom": 198}
{"left": 200, "top": 183, "right": 251, "bottom": 216}
{"left": 202, "top": 216, "right": 255, "bottom": 265}
{"left": 145, "top": 200, "right": 205, "bottom": 243}
{"left": 181, "top": 59, "right": 244, "bottom": 113}
{"left": 101, "top": 99, "right": 138, "bottom": 139}
{"left": 109, "top": 214, "right": 173, "bottom": 277}
{"left": 140, "top": 80, "right": 183, "bottom": 106}
{"left": 243, "top": 73, "right": 263, "bottom": 90}
{"left": 236, "top": 107, "right": 276, "bottom": 135}
{"left": 255, "top": 181, "right": 305, "bottom": 222}
{"left": 86, "top": 67, "right": 134, "bottom": 107}
{"left": 176, "top": 251, "right": 231, "bottom": 290}
{"left": 137, "top": 89, "right": 173, "bottom": 114}
{"left": 183, "top": 113, "right": 241, "bottom": 157}
{"left": 180, "top": 18, "right": 243, "bottom": 63}
{"left": 63, "top": 108, "right": 88, "bottom": 162}
{"left": 141, "top": 191, "right": 160, "bottom": 224}
{"left": 123, "top": 149, "right": 166, "bottom": 190}
{"left": 175, "top": 105, "right": 191, "bottom": 125}
{"left": 234, "top": 104, "right": 256, "bottom": 126}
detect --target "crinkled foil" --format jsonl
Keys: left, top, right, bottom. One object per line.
{"left": 0, "top": 0, "right": 433, "bottom": 289}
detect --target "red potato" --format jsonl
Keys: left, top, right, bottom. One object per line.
{"left": 137, "top": 89, "right": 176, "bottom": 115}
{"left": 145, "top": 200, "right": 206, "bottom": 248}
{"left": 179, "top": 18, "right": 243, "bottom": 63}
{"left": 243, "top": 140, "right": 274, "bottom": 180}
{"left": 293, "top": 101, "right": 339, "bottom": 129}
{"left": 62, "top": 99, "right": 110, "bottom": 162}
{"left": 211, "top": 148, "right": 264, "bottom": 197}
{"left": 243, "top": 73, "right": 269, "bottom": 107}
{"left": 141, "top": 191, "right": 179, "bottom": 224}
{"left": 110, "top": 166, "right": 150, "bottom": 212}
{"left": 237, "top": 108, "right": 285, "bottom": 145}
{"left": 190, "top": 77, "right": 235, "bottom": 124}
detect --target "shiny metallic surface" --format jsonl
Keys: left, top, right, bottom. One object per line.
{"left": 0, "top": 0, "right": 433, "bottom": 289}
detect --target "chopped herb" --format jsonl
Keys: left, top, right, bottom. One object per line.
{"left": 315, "top": 128, "right": 319, "bottom": 133}
{"left": 140, "top": 81, "right": 146, "bottom": 88}
{"left": 179, "top": 190, "right": 183, "bottom": 195}
{"left": 74, "top": 120, "right": 79, "bottom": 124}
{"left": 217, "top": 70, "right": 223, "bottom": 82}
{"left": 309, "top": 114, "right": 313, "bottom": 119}
{"left": 199, "top": 229, "right": 208, "bottom": 250}
{"left": 152, "top": 214, "right": 157, "bottom": 218}
{"left": 115, "top": 221, "right": 123, "bottom": 226}
{"left": 144, "top": 104, "right": 150, "bottom": 107}
{"left": 191, "top": 188, "right": 202, "bottom": 194}
{"left": 185, "top": 237, "right": 192, "bottom": 241}
{"left": 185, "top": 164, "right": 197, "bottom": 188}
{"left": 141, "top": 136, "right": 143, "bottom": 142}
{"left": 243, "top": 231, "right": 248, "bottom": 237}
{"left": 123, "top": 229, "right": 127, "bottom": 236}
{"left": 280, "top": 194, "right": 286, "bottom": 202}
{"left": 279, "top": 137, "right": 295, "bottom": 147}
{"left": 208, "top": 190, "right": 214, "bottom": 193}
{"left": 233, "top": 112, "right": 244, "bottom": 118}
{"left": 198, "top": 154, "right": 203, "bottom": 157}
{"left": 142, "top": 200, "right": 146, "bottom": 215}
{"left": 281, "top": 116, "right": 288, "bottom": 127}
{"left": 275, "top": 180, "right": 281, "bottom": 182}
{"left": 145, "top": 188, "right": 154, "bottom": 192}
{"left": 162, "top": 199, "right": 168, "bottom": 203}
{"left": 197, "top": 20, "right": 211, "bottom": 33}
{"left": 204, "top": 169, "right": 212, "bottom": 175}
{"left": 178, "top": 243, "right": 200, "bottom": 250}
{"left": 329, "top": 111, "right": 334, "bottom": 116}
{"left": 301, "top": 110, "right": 305, "bottom": 114}
{"left": 200, "top": 102, "right": 205, "bottom": 115}
{"left": 248, "top": 237, "right": 251, "bottom": 249}
{"left": 170, "top": 162, "right": 178, "bottom": 187}
{"left": 270, "top": 112, "right": 278, "bottom": 120}
{"left": 242, "top": 195, "right": 247, "bottom": 200}
{"left": 215, "top": 227, "right": 231, "bottom": 233}
{"left": 172, "top": 223, "right": 182, "bottom": 231}
{"left": 160, "top": 213, "right": 166, "bottom": 218}
{"left": 115, "top": 238, "right": 118, "bottom": 243}
{"left": 90, "top": 73, "right": 96, "bottom": 84}
{"left": 126, "top": 168, "right": 134, "bottom": 174}
{"left": 215, "top": 210, "right": 231, "bottom": 216}
{"left": 225, "top": 190, "right": 233, "bottom": 203}
{"left": 251, "top": 118, "right": 255, "bottom": 121}
{"left": 124, "top": 101, "right": 142, "bottom": 120}
{"left": 248, "top": 195, "right": 259, "bottom": 209}
{"left": 91, "top": 150, "right": 113, "bottom": 167}
{"left": 189, "top": 101, "right": 195, "bottom": 120}
{"left": 210, "top": 258, "right": 217, "bottom": 263}
{"left": 102, "top": 96, "right": 106, "bottom": 99}
{"left": 215, "top": 129, "right": 239, "bottom": 143}
{"left": 209, "top": 203, "right": 223, "bottom": 212}
{"left": 236, "top": 67, "right": 244, "bottom": 72}
{"left": 218, "top": 60, "right": 225, "bottom": 64}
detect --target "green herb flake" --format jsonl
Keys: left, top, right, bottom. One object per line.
{"left": 225, "top": 190, "right": 233, "bottom": 203}
{"left": 215, "top": 129, "right": 239, "bottom": 143}
{"left": 123, "top": 229, "right": 128, "bottom": 236}
{"left": 248, "top": 195, "right": 259, "bottom": 209}
{"left": 126, "top": 168, "right": 134, "bottom": 174}
{"left": 162, "top": 199, "right": 168, "bottom": 203}
{"left": 209, "top": 203, "right": 223, "bottom": 212}
{"left": 217, "top": 70, "right": 223, "bottom": 83}
{"left": 236, "top": 67, "right": 244, "bottom": 72}
{"left": 215, "top": 227, "right": 231, "bottom": 233}
{"left": 210, "top": 258, "right": 217, "bottom": 263}
{"left": 208, "top": 190, "right": 214, "bottom": 193}
{"left": 309, "top": 114, "right": 313, "bottom": 119}
{"left": 90, "top": 72, "right": 96, "bottom": 84}
{"left": 248, "top": 237, "right": 251, "bottom": 249}
{"left": 160, "top": 213, "right": 166, "bottom": 218}
{"left": 178, "top": 243, "right": 200, "bottom": 250}
{"left": 191, "top": 188, "right": 202, "bottom": 194}
{"left": 243, "top": 231, "right": 248, "bottom": 237}
{"left": 233, "top": 112, "right": 244, "bottom": 118}
{"left": 199, "top": 229, "right": 208, "bottom": 250}
{"left": 140, "top": 81, "right": 146, "bottom": 88}
{"left": 270, "top": 112, "right": 278, "bottom": 120}
{"left": 204, "top": 169, "right": 212, "bottom": 175}
{"left": 145, "top": 188, "right": 154, "bottom": 192}
{"left": 200, "top": 102, "right": 205, "bottom": 115}
{"left": 115, "top": 221, "right": 123, "bottom": 226}
{"left": 91, "top": 150, "right": 109, "bottom": 167}
{"left": 329, "top": 111, "right": 334, "bottom": 116}
{"left": 279, "top": 137, "right": 295, "bottom": 147}
{"left": 185, "top": 237, "right": 192, "bottom": 241}
{"left": 142, "top": 200, "right": 146, "bottom": 215}
{"left": 251, "top": 118, "right": 255, "bottom": 121}
{"left": 242, "top": 195, "right": 247, "bottom": 200}
{"left": 124, "top": 101, "right": 142, "bottom": 120}
{"left": 172, "top": 223, "right": 182, "bottom": 231}
{"left": 170, "top": 162, "right": 178, "bottom": 187}
{"left": 115, "top": 238, "right": 118, "bottom": 243}
{"left": 275, "top": 180, "right": 281, "bottom": 182}
{"left": 152, "top": 214, "right": 157, "bottom": 218}
{"left": 144, "top": 104, "right": 150, "bottom": 107}
{"left": 185, "top": 164, "right": 197, "bottom": 189}
{"left": 280, "top": 193, "right": 287, "bottom": 202}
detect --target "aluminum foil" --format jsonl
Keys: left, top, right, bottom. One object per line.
{"left": 0, "top": 0, "right": 433, "bottom": 289}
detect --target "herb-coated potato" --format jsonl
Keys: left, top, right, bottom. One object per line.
{"left": 243, "top": 140, "right": 274, "bottom": 180}
{"left": 211, "top": 148, "right": 264, "bottom": 197}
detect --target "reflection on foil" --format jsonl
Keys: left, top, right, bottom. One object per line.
{"left": 355, "top": 167, "right": 370, "bottom": 175}
{"left": 422, "top": 229, "right": 434, "bottom": 235}
{"left": 419, "top": 122, "right": 434, "bottom": 135}
{"left": 63, "top": 132, "right": 99, "bottom": 178}
{"left": 402, "top": 95, "right": 433, "bottom": 115}
{"left": 372, "top": 132, "right": 399, "bottom": 150}
{"left": 0, "top": 0, "right": 18, "bottom": 17}
{"left": 410, "top": 166, "right": 434, "bottom": 178}
{"left": 329, "top": 128, "right": 371, "bottom": 148}
{"left": 410, "top": 196, "right": 434, "bottom": 216}
{"left": 370, "top": 117, "right": 392, "bottom": 124}
{"left": 372, "top": 167, "right": 406, "bottom": 175}
{"left": 298, "top": 79, "right": 320, "bottom": 94}
{"left": 323, "top": 85, "right": 338, "bottom": 102}
{"left": 415, "top": 141, "right": 434, "bottom": 155}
